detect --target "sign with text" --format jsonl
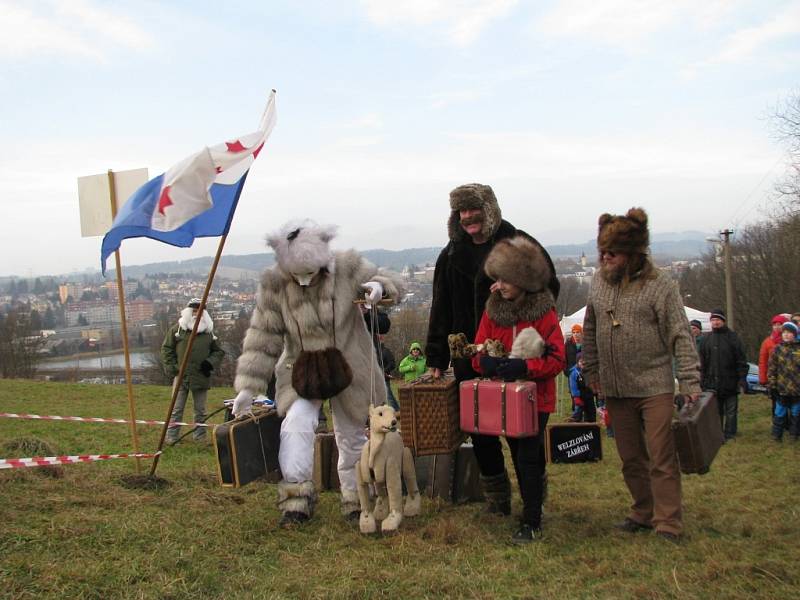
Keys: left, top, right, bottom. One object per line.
{"left": 77, "top": 168, "right": 148, "bottom": 238}
{"left": 546, "top": 423, "right": 603, "bottom": 464}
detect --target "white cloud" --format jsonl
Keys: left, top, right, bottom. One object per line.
{"left": 0, "top": 0, "right": 154, "bottom": 61}
{"left": 428, "top": 89, "right": 488, "bottom": 109}
{"left": 691, "top": 3, "right": 800, "bottom": 68}
{"left": 360, "top": 0, "right": 519, "bottom": 46}
{"left": 534, "top": 0, "right": 740, "bottom": 49}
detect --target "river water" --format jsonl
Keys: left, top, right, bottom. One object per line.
{"left": 40, "top": 351, "right": 152, "bottom": 370}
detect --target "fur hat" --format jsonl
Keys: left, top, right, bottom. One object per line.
{"left": 267, "top": 219, "right": 337, "bottom": 281}
{"left": 484, "top": 235, "right": 551, "bottom": 293}
{"left": 447, "top": 183, "right": 502, "bottom": 241}
{"left": 597, "top": 207, "right": 649, "bottom": 255}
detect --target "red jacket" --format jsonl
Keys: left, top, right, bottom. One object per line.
{"left": 758, "top": 335, "right": 779, "bottom": 385}
{"left": 471, "top": 308, "right": 565, "bottom": 413}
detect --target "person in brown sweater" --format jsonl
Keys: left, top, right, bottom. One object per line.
{"left": 582, "top": 207, "right": 701, "bottom": 543}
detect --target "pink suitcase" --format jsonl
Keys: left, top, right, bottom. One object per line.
{"left": 459, "top": 379, "right": 538, "bottom": 438}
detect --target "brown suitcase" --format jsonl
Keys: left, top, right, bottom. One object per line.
{"left": 312, "top": 432, "right": 340, "bottom": 491}
{"left": 213, "top": 408, "right": 282, "bottom": 487}
{"left": 673, "top": 392, "right": 723, "bottom": 475}
{"left": 545, "top": 422, "right": 603, "bottom": 464}
{"left": 398, "top": 373, "right": 465, "bottom": 456}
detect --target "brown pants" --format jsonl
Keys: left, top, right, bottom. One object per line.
{"left": 606, "top": 394, "right": 682, "bottom": 535}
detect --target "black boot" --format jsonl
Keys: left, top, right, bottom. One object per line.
{"left": 789, "top": 414, "right": 800, "bottom": 442}
{"left": 771, "top": 415, "right": 784, "bottom": 442}
{"left": 480, "top": 471, "right": 511, "bottom": 516}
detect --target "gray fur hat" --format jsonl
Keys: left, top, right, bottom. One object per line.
{"left": 447, "top": 183, "right": 502, "bottom": 241}
{"left": 484, "top": 235, "right": 551, "bottom": 293}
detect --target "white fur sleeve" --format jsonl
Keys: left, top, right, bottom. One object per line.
{"left": 234, "top": 283, "right": 286, "bottom": 394}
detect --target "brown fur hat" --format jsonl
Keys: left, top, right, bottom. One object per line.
{"left": 447, "top": 183, "right": 502, "bottom": 241}
{"left": 484, "top": 235, "right": 551, "bottom": 293}
{"left": 597, "top": 207, "right": 649, "bottom": 256}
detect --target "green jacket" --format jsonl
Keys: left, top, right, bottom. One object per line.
{"left": 161, "top": 324, "right": 224, "bottom": 390}
{"left": 398, "top": 343, "right": 427, "bottom": 382}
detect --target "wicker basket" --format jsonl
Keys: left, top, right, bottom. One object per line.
{"left": 398, "top": 374, "right": 464, "bottom": 456}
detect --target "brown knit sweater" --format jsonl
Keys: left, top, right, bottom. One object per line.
{"left": 582, "top": 268, "right": 701, "bottom": 398}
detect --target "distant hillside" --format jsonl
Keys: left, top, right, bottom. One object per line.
{"left": 547, "top": 230, "right": 711, "bottom": 260}
{"left": 105, "top": 247, "right": 443, "bottom": 279}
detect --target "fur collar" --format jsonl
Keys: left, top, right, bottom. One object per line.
{"left": 177, "top": 307, "right": 214, "bottom": 336}
{"left": 485, "top": 289, "right": 555, "bottom": 327}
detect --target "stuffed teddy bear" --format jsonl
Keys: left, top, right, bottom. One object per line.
{"left": 448, "top": 333, "right": 508, "bottom": 359}
{"left": 356, "top": 405, "right": 421, "bottom": 534}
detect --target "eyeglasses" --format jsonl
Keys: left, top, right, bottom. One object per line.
{"left": 600, "top": 250, "right": 617, "bottom": 258}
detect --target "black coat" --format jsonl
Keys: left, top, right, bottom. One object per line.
{"left": 698, "top": 326, "right": 748, "bottom": 398}
{"left": 564, "top": 337, "right": 580, "bottom": 376}
{"left": 425, "top": 220, "right": 559, "bottom": 373}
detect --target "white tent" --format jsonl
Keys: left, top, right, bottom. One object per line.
{"left": 560, "top": 305, "right": 711, "bottom": 336}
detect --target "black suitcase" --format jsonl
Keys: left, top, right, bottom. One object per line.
{"left": 546, "top": 422, "right": 603, "bottom": 464}
{"left": 414, "top": 444, "right": 484, "bottom": 503}
{"left": 312, "top": 432, "right": 340, "bottom": 491}
{"left": 673, "top": 392, "right": 723, "bottom": 475}
{"left": 213, "top": 408, "right": 282, "bottom": 487}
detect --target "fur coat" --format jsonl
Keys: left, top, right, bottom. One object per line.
{"left": 234, "top": 249, "right": 404, "bottom": 422}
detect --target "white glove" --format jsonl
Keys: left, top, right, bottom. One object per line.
{"left": 232, "top": 389, "right": 255, "bottom": 418}
{"left": 362, "top": 281, "right": 383, "bottom": 306}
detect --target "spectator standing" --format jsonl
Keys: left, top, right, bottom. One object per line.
{"left": 759, "top": 314, "right": 790, "bottom": 421}
{"left": 564, "top": 324, "right": 583, "bottom": 376}
{"left": 698, "top": 309, "right": 748, "bottom": 442}
{"left": 582, "top": 208, "right": 700, "bottom": 543}
{"left": 767, "top": 322, "right": 800, "bottom": 442}
{"left": 398, "top": 342, "right": 427, "bottom": 382}
{"left": 161, "top": 299, "right": 225, "bottom": 444}
{"left": 568, "top": 354, "right": 596, "bottom": 422}
{"left": 689, "top": 319, "right": 704, "bottom": 352}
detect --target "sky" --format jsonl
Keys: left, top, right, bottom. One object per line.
{"left": 1, "top": 0, "right": 798, "bottom": 278}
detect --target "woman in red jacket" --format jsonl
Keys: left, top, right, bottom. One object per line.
{"left": 470, "top": 235, "right": 565, "bottom": 543}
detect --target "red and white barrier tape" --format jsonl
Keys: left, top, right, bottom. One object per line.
{"left": 0, "top": 413, "right": 211, "bottom": 428}
{"left": 0, "top": 452, "right": 161, "bottom": 470}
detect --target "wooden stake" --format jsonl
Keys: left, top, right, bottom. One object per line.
{"left": 107, "top": 169, "right": 142, "bottom": 473}
{"left": 150, "top": 233, "right": 229, "bottom": 476}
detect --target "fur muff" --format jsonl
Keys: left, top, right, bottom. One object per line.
{"left": 447, "top": 183, "right": 502, "bottom": 241}
{"left": 291, "top": 347, "right": 353, "bottom": 400}
{"left": 597, "top": 207, "right": 650, "bottom": 256}
{"left": 484, "top": 235, "right": 551, "bottom": 293}
{"left": 510, "top": 327, "right": 545, "bottom": 359}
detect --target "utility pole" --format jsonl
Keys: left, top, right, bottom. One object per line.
{"left": 721, "top": 229, "right": 734, "bottom": 330}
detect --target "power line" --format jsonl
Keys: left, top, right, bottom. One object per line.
{"left": 727, "top": 155, "right": 783, "bottom": 229}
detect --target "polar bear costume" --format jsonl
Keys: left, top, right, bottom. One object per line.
{"left": 232, "top": 220, "right": 404, "bottom": 524}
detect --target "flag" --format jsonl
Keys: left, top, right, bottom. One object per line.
{"left": 100, "top": 90, "right": 277, "bottom": 274}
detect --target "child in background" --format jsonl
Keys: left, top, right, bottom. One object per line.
{"left": 767, "top": 321, "right": 800, "bottom": 442}
{"left": 568, "top": 353, "right": 596, "bottom": 422}
{"left": 398, "top": 341, "right": 427, "bottom": 382}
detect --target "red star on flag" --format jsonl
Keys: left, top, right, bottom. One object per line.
{"left": 225, "top": 140, "right": 247, "bottom": 153}
{"left": 157, "top": 185, "right": 173, "bottom": 215}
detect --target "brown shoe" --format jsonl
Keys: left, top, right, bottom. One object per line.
{"left": 614, "top": 518, "right": 653, "bottom": 533}
{"left": 656, "top": 530, "right": 681, "bottom": 544}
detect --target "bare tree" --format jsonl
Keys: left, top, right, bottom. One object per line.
{"left": 0, "top": 310, "right": 46, "bottom": 379}
{"left": 772, "top": 91, "right": 800, "bottom": 207}
{"left": 384, "top": 305, "right": 429, "bottom": 370}
{"left": 555, "top": 277, "right": 590, "bottom": 318}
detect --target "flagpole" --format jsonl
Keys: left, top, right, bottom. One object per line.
{"left": 108, "top": 169, "right": 142, "bottom": 473}
{"left": 150, "top": 233, "right": 229, "bottom": 476}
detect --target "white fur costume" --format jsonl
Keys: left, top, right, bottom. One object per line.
{"left": 233, "top": 220, "right": 404, "bottom": 518}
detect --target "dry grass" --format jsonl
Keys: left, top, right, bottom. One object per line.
{"left": 0, "top": 378, "right": 797, "bottom": 599}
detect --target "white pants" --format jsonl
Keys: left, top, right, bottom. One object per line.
{"left": 278, "top": 397, "right": 366, "bottom": 493}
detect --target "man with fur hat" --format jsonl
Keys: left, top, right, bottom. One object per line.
{"left": 582, "top": 208, "right": 700, "bottom": 543}
{"left": 425, "top": 183, "right": 558, "bottom": 381}
{"left": 231, "top": 219, "right": 404, "bottom": 526}
{"left": 161, "top": 298, "right": 225, "bottom": 445}
{"left": 425, "top": 183, "right": 559, "bottom": 516}
{"left": 698, "top": 309, "right": 748, "bottom": 442}
{"left": 470, "top": 234, "right": 565, "bottom": 543}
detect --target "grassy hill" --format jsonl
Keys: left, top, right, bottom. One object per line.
{"left": 0, "top": 379, "right": 796, "bottom": 599}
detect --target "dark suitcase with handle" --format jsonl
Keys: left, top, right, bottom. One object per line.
{"left": 213, "top": 408, "right": 282, "bottom": 487}
{"left": 414, "top": 443, "right": 484, "bottom": 503}
{"left": 672, "top": 392, "right": 724, "bottom": 475}
{"left": 312, "top": 432, "right": 340, "bottom": 491}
